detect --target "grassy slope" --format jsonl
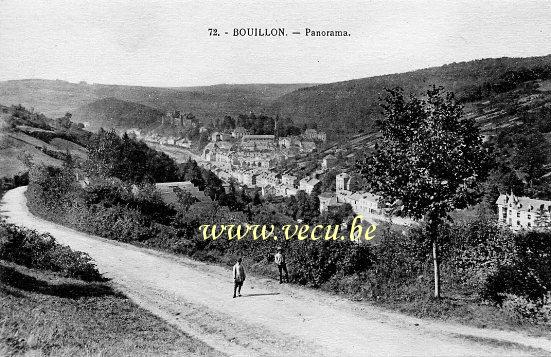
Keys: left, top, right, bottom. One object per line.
{"left": 0, "top": 261, "right": 221, "bottom": 357}
{"left": 0, "top": 105, "right": 90, "bottom": 180}
{"left": 0, "top": 132, "right": 64, "bottom": 178}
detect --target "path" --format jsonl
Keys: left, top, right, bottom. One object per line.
{"left": 2, "top": 187, "right": 551, "bottom": 357}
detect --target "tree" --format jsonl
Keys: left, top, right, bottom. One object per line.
{"left": 57, "top": 112, "right": 73, "bottom": 129}
{"left": 175, "top": 190, "right": 197, "bottom": 213}
{"left": 510, "top": 130, "right": 548, "bottom": 185}
{"left": 360, "top": 86, "right": 490, "bottom": 298}
{"left": 534, "top": 207, "right": 550, "bottom": 230}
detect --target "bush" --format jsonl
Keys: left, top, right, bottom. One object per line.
{"left": 0, "top": 221, "right": 102, "bottom": 281}
{"left": 289, "top": 240, "right": 373, "bottom": 287}
{"left": 502, "top": 294, "right": 551, "bottom": 324}
{"left": 482, "top": 265, "right": 547, "bottom": 304}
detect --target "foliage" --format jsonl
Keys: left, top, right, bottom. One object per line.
{"left": 290, "top": 240, "right": 373, "bottom": 286}
{"left": 273, "top": 55, "right": 551, "bottom": 136}
{"left": 360, "top": 85, "right": 491, "bottom": 297}
{"left": 0, "top": 172, "right": 29, "bottom": 191}
{"left": 26, "top": 162, "right": 372, "bottom": 288}
{"left": 486, "top": 125, "right": 551, "bottom": 200}
{"left": 0, "top": 221, "right": 102, "bottom": 281}
{"left": 85, "top": 129, "right": 180, "bottom": 183}
{"left": 362, "top": 86, "right": 490, "bottom": 221}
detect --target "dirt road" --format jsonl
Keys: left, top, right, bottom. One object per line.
{"left": 2, "top": 187, "right": 551, "bottom": 356}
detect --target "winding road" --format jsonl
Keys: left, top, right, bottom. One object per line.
{"left": 2, "top": 186, "right": 551, "bottom": 356}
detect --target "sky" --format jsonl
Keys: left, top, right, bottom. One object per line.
{"left": 0, "top": 0, "right": 550, "bottom": 87}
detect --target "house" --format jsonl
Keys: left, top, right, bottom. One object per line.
{"left": 211, "top": 132, "right": 232, "bottom": 142}
{"left": 336, "top": 173, "right": 351, "bottom": 193}
{"left": 231, "top": 127, "right": 249, "bottom": 139}
{"left": 240, "top": 135, "right": 276, "bottom": 150}
{"left": 336, "top": 189, "right": 381, "bottom": 216}
{"left": 261, "top": 184, "right": 277, "bottom": 197}
{"left": 256, "top": 172, "right": 280, "bottom": 188}
{"left": 281, "top": 174, "right": 298, "bottom": 188}
{"left": 322, "top": 154, "right": 337, "bottom": 170}
{"left": 155, "top": 182, "right": 210, "bottom": 206}
{"left": 302, "top": 129, "right": 327, "bottom": 142}
{"left": 496, "top": 193, "right": 551, "bottom": 230}
{"left": 241, "top": 171, "right": 258, "bottom": 186}
{"left": 334, "top": 172, "right": 382, "bottom": 215}
{"left": 354, "top": 192, "right": 381, "bottom": 215}
{"left": 278, "top": 137, "right": 293, "bottom": 148}
{"left": 299, "top": 177, "right": 321, "bottom": 194}
{"left": 300, "top": 141, "right": 316, "bottom": 153}
{"left": 175, "top": 138, "right": 191, "bottom": 148}
{"left": 319, "top": 192, "right": 338, "bottom": 212}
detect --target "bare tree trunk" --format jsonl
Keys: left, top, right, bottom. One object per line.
{"left": 432, "top": 239, "right": 440, "bottom": 298}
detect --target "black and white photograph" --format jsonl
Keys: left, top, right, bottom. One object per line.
{"left": 1, "top": 1, "right": 551, "bottom": 356}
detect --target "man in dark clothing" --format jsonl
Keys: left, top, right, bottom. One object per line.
{"left": 274, "top": 248, "right": 289, "bottom": 283}
{"left": 233, "top": 257, "right": 246, "bottom": 298}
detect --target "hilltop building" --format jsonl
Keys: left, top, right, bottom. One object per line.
{"left": 162, "top": 110, "right": 197, "bottom": 127}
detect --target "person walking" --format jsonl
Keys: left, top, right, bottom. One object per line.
{"left": 233, "top": 257, "right": 246, "bottom": 298}
{"left": 274, "top": 247, "right": 289, "bottom": 284}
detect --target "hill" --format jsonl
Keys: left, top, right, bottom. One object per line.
{"left": 0, "top": 80, "right": 313, "bottom": 126}
{"left": 0, "top": 104, "right": 90, "bottom": 183}
{"left": 2, "top": 55, "right": 551, "bottom": 138}
{"left": 269, "top": 55, "right": 551, "bottom": 137}
{"left": 71, "top": 97, "right": 164, "bottom": 131}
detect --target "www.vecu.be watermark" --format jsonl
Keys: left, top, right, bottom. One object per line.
{"left": 199, "top": 215, "right": 376, "bottom": 242}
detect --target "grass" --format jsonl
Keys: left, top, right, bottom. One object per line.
{"left": 0, "top": 261, "right": 222, "bottom": 356}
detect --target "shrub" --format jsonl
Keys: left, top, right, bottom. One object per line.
{"left": 0, "top": 221, "right": 102, "bottom": 281}
{"left": 501, "top": 293, "right": 551, "bottom": 324}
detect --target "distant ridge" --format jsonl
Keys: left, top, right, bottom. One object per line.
{"left": 0, "top": 79, "right": 313, "bottom": 121}
{"left": 2, "top": 55, "right": 551, "bottom": 136}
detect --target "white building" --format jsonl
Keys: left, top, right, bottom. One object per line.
{"left": 241, "top": 135, "right": 276, "bottom": 150}
{"left": 281, "top": 174, "right": 298, "bottom": 188}
{"left": 496, "top": 193, "right": 551, "bottom": 231}
{"left": 302, "top": 129, "right": 327, "bottom": 142}
{"left": 299, "top": 177, "right": 321, "bottom": 194}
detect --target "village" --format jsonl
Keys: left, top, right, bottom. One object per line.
{"left": 124, "top": 109, "right": 551, "bottom": 230}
